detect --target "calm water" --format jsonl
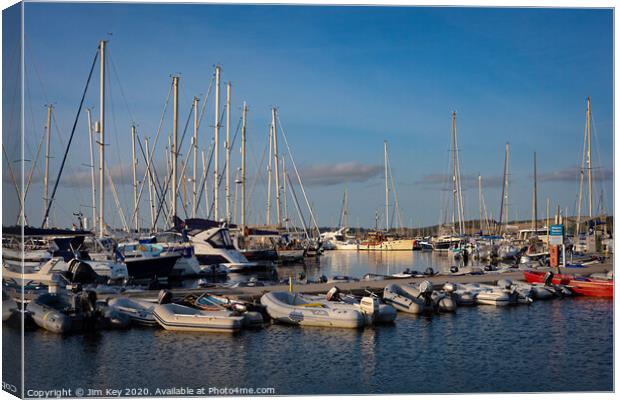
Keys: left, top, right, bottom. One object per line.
{"left": 2, "top": 252, "right": 613, "bottom": 395}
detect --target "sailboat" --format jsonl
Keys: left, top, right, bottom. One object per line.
{"left": 432, "top": 112, "right": 465, "bottom": 253}
{"left": 358, "top": 141, "right": 414, "bottom": 251}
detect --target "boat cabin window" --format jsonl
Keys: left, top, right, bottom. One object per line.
{"left": 207, "top": 229, "right": 235, "bottom": 249}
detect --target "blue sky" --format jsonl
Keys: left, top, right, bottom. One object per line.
{"left": 2, "top": 3, "right": 614, "bottom": 229}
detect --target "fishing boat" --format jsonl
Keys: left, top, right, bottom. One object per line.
{"left": 260, "top": 291, "right": 366, "bottom": 328}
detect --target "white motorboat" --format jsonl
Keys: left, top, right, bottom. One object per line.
{"left": 186, "top": 223, "right": 259, "bottom": 272}
{"left": 306, "top": 288, "right": 397, "bottom": 324}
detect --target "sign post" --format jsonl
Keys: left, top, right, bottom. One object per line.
{"left": 549, "top": 224, "right": 565, "bottom": 271}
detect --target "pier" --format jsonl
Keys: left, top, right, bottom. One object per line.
{"left": 123, "top": 260, "right": 614, "bottom": 302}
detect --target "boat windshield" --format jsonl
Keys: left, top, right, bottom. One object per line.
{"left": 207, "top": 229, "right": 236, "bottom": 250}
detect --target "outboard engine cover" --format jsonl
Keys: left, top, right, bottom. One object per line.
{"left": 158, "top": 289, "right": 173, "bottom": 305}
{"left": 68, "top": 259, "right": 100, "bottom": 284}
{"left": 497, "top": 279, "right": 513, "bottom": 290}
{"left": 443, "top": 282, "right": 456, "bottom": 293}
{"left": 424, "top": 267, "right": 435, "bottom": 276}
{"left": 544, "top": 271, "right": 554, "bottom": 286}
{"left": 359, "top": 296, "right": 379, "bottom": 318}
{"left": 419, "top": 280, "right": 434, "bottom": 294}
{"left": 326, "top": 286, "right": 341, "bottom": 302}
{"left": 450, "top": 266, "right": 459, "bottom": 273}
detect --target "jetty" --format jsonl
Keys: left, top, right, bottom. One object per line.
{"left": 122, "top": 260, "right": 613, "bottom": 302}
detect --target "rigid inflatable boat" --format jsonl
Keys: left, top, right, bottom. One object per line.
{"left": 260, "top": 291, "right": 365, "bottom": 328}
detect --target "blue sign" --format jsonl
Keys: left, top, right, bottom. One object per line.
{"left": 550, "top": 225, "right": 564, "bottom": 236}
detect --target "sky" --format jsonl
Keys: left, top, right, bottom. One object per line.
{"left": 2, "top": 2, "right": 614, "bottom": 230}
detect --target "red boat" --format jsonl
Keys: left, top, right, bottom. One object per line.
{"left": 523, "top": 271, "right": 572, "bottom": 285}
{"left": 567, "top": 277, "right": 614, "bottom": 297}
{"left": 523, "top": 271, "right": 613, "bottom": 298}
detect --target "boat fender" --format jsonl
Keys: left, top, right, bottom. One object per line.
{"left": 158, "top": 289, "right": 173, "bottom": 305}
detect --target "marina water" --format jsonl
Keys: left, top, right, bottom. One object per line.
{"left": 3, "top": 251, "right": 613, "bottom": 394}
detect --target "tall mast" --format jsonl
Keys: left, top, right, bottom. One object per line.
{"left": 131, "top": 124, "right": 139, "bottom": 232}
{"left": 384, "top": 140, "right": 389, "bottom": 232}
{"left": 145, "top": 137, "right": 155, "bottom": 231}
{"left": 478, "top": 174, "right": 483, "bottom": 233}
{"left": 272, "top": 107, "right": 282, "bottom": 227}
{"left": 225, "top": 82, "right": 232, "bottom": 223}
{"left": 86, "top": 108, "right": 97, "bottom": 233}
{"left": 498, "top": 142, "right": 509, "bottom": 234}
{"left": 531, "top": 151, "right": 538, "bottom": 233}
{"left": 213, "top": 65, "right": 221, "bottom": 221}
{"left": 451, "top": 112, "right": 465, "bottom": 235}
{"left": 98, "top": 40, "right": 106, "bottom": 237}
{"left": 586, "top": 96, "right": 593, "bottom": 218}
{"left": 192, "top": 96, "right": 199, "bottom": 217}
{"left": 240, "top": 101, "right": 247, "bottom": 229}
{"left": 282, "top": 156, "right": 289, "bottom": 230}
{"left": 171, "top": 75, "right": 179, "bottom": 222}
{"left": 266, "top": 122, "right": 273, "bottom": 225}
{"left": 43, "top": 104, "right": 53, "bottom": 228}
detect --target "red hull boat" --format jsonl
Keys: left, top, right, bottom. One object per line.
{"left": 523, "top": 271, "right": 613, "bottom": 297}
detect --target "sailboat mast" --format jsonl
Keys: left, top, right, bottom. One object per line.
{"left": 586, "top": 96, "right": 593, "bottom": 218}
{"left": 131, "top": 124, "right": 139, "bottom": 232}
{"left": 498, "top": 142, "right": 509, "bottom": 234}
{"left": 86, "top": 108, "right": 97, "bottom": 233}
{"left": 532, "top": 151, "right": 538, "bottom": 233}
{"left": 478, "top": 174, "right": 483, "bottom": 233}
{"left": 192, "top": 96, "right": 199, "bottom": 217}
{"left": 225, "top": 82, "right": 232, "bottom": 223}
{"left": 452, "top": 112, "right": 465, "bottom": 235}
{"left": 241, "top": 101, "right": 247, "bottom": 229}
{"left": 384, "top": 140, "right": 389, "bottom": 232}
{"left": 213, "top": 65, "right": 221, "bottom": 221}
{"left": 145, "top": 137, "right": 155, "bottom": 231}
{"left": 98, "top": 40, "right": 106, "bottom": 238}
{"left": 266, "top": 123, "right": 273, "bottom": 225}
{"left": 43, "top": 104, "right": 53, "bottom": 228}
{"left": 171, "top": 76, "right": 179, "bottom": 222}
{"left": 272, "top": 107, "right": 282, "bottom": 228}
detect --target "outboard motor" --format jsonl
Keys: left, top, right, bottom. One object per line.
{"left": 443, "top": 282, "right": 456, "bottom": 293}
{"left": 418, "top": 280, "right": 435, "bottom": 309}
{"left": 484, "top": 265, "right": 495, "bottom": 272}
{"left": 424, "top": 267, "right": 435, "bottom": 276}
{"left": 325, "top": 286, "right": 341, "bottom": 302}
{"left": 319, "top": 275, "right": 328, "bottom": 283}
{"left": 68, "top": 259, "right": 100, "bottom": 284}
{"left": 497, "top": 279, "right": 513, "bottom": 290}
{"left": 450, "top": 265, "right": 459, "bottom": 274}
{"left": 544, "top": 271, "right": 554, "bottom": 287}
{"left": 158, "top": 289, "right": 173, "bottom": 305}
{"left": 359, "top": 296, "right": 379, "bottom": 323}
